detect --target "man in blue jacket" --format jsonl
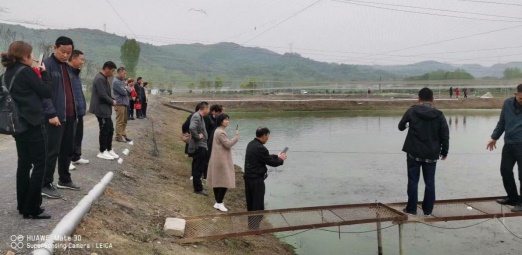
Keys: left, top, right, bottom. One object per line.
{"left": 42, "top": 36, "right": 82, "bottom": 199}
{"left": 399, "top": 88, "right": 449, "bottom": 216}
{"left": 488, "top": 84, "right": 522, "bottom": 212}
{"left": 69, "top": 50, "right": 90, "bottom": 168}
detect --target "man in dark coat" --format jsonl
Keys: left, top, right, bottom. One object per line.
{"left": 244, "top": 127, "right": 287, "bottom": 229}
{"left": 487, "top": 84, "right": 522, "bottom": 212}
{"left": 398, "top": 87, "right": 449, "bottom": 216}
{"left": 204, "top": 104, "right": 223, "bottom": 178}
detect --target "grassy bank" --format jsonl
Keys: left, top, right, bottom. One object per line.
{"left": 168, "top": 96, "right": 505, "bottom": 112}
{"left": 62, "top": 99, "right": 294, "bottom": 255}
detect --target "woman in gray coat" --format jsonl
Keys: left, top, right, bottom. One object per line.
{"left": 207, "top": 114, "right": 239, "bottom": 212}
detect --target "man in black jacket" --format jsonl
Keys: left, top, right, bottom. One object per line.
{"left": 244, "top": 127, "right": 287, "bottom": 229}
{"left": 398, "top": 87, "right": 449, "bottom": 216}
{"left": 42, "top": 36, "right": 82, "bottom": 198}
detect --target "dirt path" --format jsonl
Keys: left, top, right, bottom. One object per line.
{"left": 54, "top": 98, "right": 294, "bottom": 255}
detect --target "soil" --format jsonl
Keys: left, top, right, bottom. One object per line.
{"left": 57, "top": 98, "right": 295, "bottom": 255}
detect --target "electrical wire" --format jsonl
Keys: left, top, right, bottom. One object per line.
{"left": 417, "top": 218, "right": 493, "bottom": 229}
{"left": 496, "top": 218, "right": 522, "bottom": 240}
{"left": 278, "top": 223, "right": 398, "bottom": 238}
{"left": 333, "top": 0, "right": 522, "bottom": 23}
{"left": 458, "top": 0, "right": 522, "bottom": 7}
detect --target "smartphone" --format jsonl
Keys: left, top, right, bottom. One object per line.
{"left": 236, "top": 124, "right": 239, "bottom": 130}
{"left": 281, "top": 147, "right": 289, "bottom": 154}
{"left": 37, "top": 53, "right": 44, "bottom": 66}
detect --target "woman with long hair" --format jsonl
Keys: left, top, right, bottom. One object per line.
{"left": 1, "top": 41, "right": 53, "bottom": 219}
{"left": 206, "top": 114, "right": 239, "bottom": 212}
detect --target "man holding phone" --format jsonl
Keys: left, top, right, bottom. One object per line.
{"left": 244, "top": 127, "right": 287, "bottom": 229}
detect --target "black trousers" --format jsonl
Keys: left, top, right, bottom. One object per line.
{"left": 44, "top": 117, "right": 76, "bottom": 186}
{"left": 245, "top": 177, "right": 265, "bottom": 229}
{"left": 14, "top": 124, "right": 47, "bottom": 214}
{"left": 97, "top": 117, "right": 114, "bottom": 152}
{"left": 192, "top": 147, "right": 208, "bottom": 192}
{"left": 213, "top": 187, "right": 228, "bottom": 203}
{"left": 142, "top": 102, "right": 148, "bottom": 117}
{"left": 500, "top": 144, "right": 522, "bottom": 203}
{"left": 72, "top": 116, "right": 84, "bottom": 162}
{"left": 128, "top": 100, "right": 135, "bottom": 118}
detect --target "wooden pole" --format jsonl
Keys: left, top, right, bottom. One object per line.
{"left": 377, "top": 216, "right": 383, "bottom": 255}
{"left": 399, "top": 224, "right": 405, "bottom": 255}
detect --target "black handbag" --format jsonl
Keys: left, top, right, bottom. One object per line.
{"left": 0, "top": 66, "right": 28, "bottom": 135}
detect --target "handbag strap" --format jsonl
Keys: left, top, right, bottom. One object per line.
{"left": 1, "top": 66, "right": 26, "bottom": 92}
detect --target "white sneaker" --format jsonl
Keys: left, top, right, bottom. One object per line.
{"left": 69, "top": 163, "right": 76, "bottom": 171}
{"left": 72, "top": 158, "right": 89, "bottom": 164}
{"left": 108, "top": 150, "right": 119, "bottom": 159}
{"left": 97, "top": 151, "right": 114, "bottom": 160}
{"left": 217, "top": 203, "right": 228, "bottom": 212}
{"left": 213, "top": 203, "right": 219, "bottom": 210}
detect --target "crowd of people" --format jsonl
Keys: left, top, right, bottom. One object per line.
{"left": 1, "top": 37, "right": 150, "bottom": 219}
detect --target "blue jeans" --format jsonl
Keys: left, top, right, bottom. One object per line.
{"left": 406, "top": 157, "right": 437, "bottom": 214}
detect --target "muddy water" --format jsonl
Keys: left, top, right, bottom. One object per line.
{"left": 229, "top": 110, "right": 521, "bottom": 255}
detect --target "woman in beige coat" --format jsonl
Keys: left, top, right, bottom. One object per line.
{"left": 207, "top": 114, "right": 239, "bottom": 212}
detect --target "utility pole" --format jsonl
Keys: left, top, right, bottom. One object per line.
{"left": 103, "top": 23, "right": 107, "bottom": 32}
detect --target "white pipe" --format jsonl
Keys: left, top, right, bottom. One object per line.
{"left": 32, "top": 172, "right": 114, "bottom": 255}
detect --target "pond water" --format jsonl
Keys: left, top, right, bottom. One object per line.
{"left": 228, "top": 109, "right": 522, "bottom": 255}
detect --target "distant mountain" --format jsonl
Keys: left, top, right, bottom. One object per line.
{"left": 0, "top": 23, "right": 519, "bottom": 88}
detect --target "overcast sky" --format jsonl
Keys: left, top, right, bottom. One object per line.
{"left": 0, "top": 0, "right": 521, "bottom": 66}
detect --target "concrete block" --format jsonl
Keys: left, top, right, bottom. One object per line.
{"left": 164, "top": 218, "right": 186, "bottom": 237}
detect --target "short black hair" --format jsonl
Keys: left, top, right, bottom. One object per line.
{"left": 216, "top": 114, "right": 230, "bottom": 127}
{"left": 256, "top": 127, "right": 270, "bottom": 138}
{"left": 198, "top": 101, "right": 209, "bottom": 110}
{"left": 137, "top": 77, "right": 142, "bottom": 81}
{"left": 143, "top": 82, "right": 149, "bottom": 86}
{"left": 194, "top": 104, "right": 200, "bottom": 112}
{"left": 517, "top": 84, "right": 522, "bottom": 93}
{"left": 418, "top": 87, "right": 434, "bottom": 101}
{"left": 103, "top": 61, "right": 117, "bottom": 70}
{"left": 69, "top": 49, "right": 83, "bottom": 61}
{"left": 210, "top": 104, "right": 223, "bottom": 113}
{"left": 55, "top": 36, "right": 74, "bottom": 49}
{"left": 117, "top": 67, "right": 126, "bottom": 73}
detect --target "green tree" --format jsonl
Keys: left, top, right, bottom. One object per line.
{"left": 214, "top": 77, "right": 223, "bottom": 90}
{"left": 240, "top": 78, "right": 257, "bottom": 89}
{"left": 504, "top": 67, "right": 522, "bottom": 79}
{"left": 187, "top": 82, "right": 195, "bottom": 90}
{"left": 120, "top": 39, "right": 141, "bottom": 77}
{"left": 199, "top": 78, "right": 210, "bottom": 90}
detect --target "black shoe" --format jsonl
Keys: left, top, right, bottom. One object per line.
{"left": 42, "top": 184, "right": 63, "bottom": 199}
{"left": 23, "top": 212, "right": 51, "bottom": 219}
{"left": 129, "top": 117, "right": 135, "bottom": 120}
{"left": 496, "top": 198, "right": 518, "bottom": 206}
{"left": 194, "top": 190, "right": 208, "bottom": 196}
{"left": 123, "top": 136, "right": 133, "bottom": 142}
{"left": 115, "top": 137, "right": 126, "bottom": 142}
{"left": 512, "top": 204, "right": 522, "bottom": 212}
{"left": 19, "top": 207, "right": 45, "bottom": 215}
{"left": 57, "top": 181, "right": 81, "bottom": 190}
{"left": 403, "top": 208, "right": 417, "bottom": 216}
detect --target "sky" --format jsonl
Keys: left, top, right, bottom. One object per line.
{"left": 0, "top": 0, "right": 521, "bottom": 66}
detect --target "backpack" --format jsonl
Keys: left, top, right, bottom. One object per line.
{"left": 181, "top": 113, "right": 194, "bottom": 144}
{"left": 0, "top": 66, "right": 28, "bottom": 135}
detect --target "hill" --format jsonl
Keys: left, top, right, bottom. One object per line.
{"left": 0, "top": 23, "right": 520, "bottom": 89}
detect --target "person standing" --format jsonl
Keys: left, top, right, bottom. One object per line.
{"left": 207, "top": 114, "right": 239, "bottom": 212}
{"left": 398, "top": 87, "right": 450, "bottom": 216}
{"left": 134, "top": 77, "right": 143, "bottom": 119}
{"left": 455, "top": 88, "right": 460, "bottom": 99}
{"left": 42, "top": 36, "right": 82, "bottom": 198}
{"left": 205, "top": 104, "right": 223, "bottom": 179}
{"left": 487, "top": 84, "right": 522, "bottom": 212}
{"left": 188, "top": 102, "right": 210, "bottom": 195}
{"left": 89, "top": 61, "right": 119, "bottom": 160}
{"left": 113, "top": 67, "right": 132, "bottom": 143}
{"left": 2, "top": 41, "right": 53, "bottom": 218}
{"left": 141, "top": 82, "right": 149, "bottom": 118}
{"left": 449, "top": 87, "right": 453, "bottom": 98}
{"left": 127, "top": 78, "right": 136, "bottom": 120}
{"left": 244, "top": 127, "right": 287, "bottom": 229}
{"left": 463, "top": 88, "right": 468, "bottom": 98}
{"left": 69, "top": 50, "right": 89, "bottom": 168}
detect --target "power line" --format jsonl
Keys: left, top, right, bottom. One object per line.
{"left": 335, "top": 0, "right": 522, "bottom": 20}
{"left": 458, "top": 0, "right": 522, "bottom": 7}
{"left": 103, "top": 0, "right": 137, "bottom": 37}
{"left": 242, "top": 0, "right": 323, "bottom": 45}
{"left": 333, "top": 0, "right": 522, "bottom": 23}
